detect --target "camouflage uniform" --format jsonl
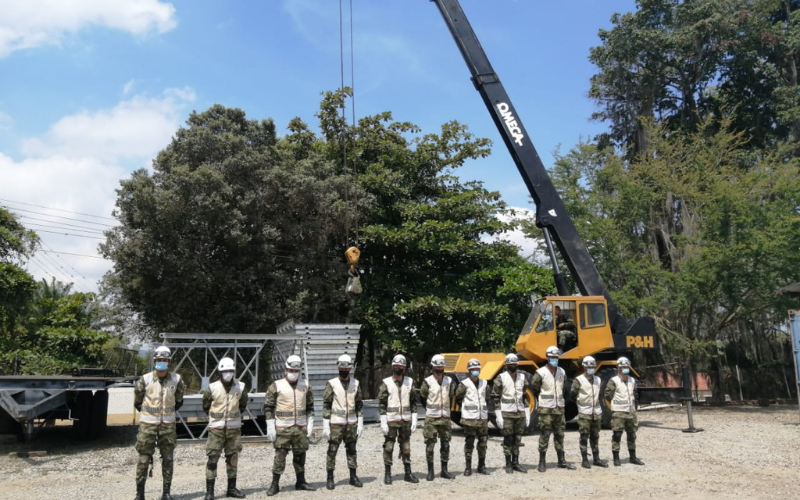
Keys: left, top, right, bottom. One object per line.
{"left": 378, "top": 377, "right": 418, "bottom": 466}
{"left": 569, "top": 376, "right": 603, "bottom": 457}
{"left": 201, "top": 382, "right": 249, "bottom": 480}
{"left": 420, "top": 375, "right": 456, "bottom": 464}
{"left": 322, "top": 379, "right": 363, "bottom": 471}
{"left": 133, "top": 371, "right": 185, "bottom": 489}
{"left": 605, "top": 377, "right": 638, "bottom": 453}
{"left": 263, "top": 380, "right": 315, "bottom": 475}
{"left": 491, "top": 370, "right": 532, "bottom": 458}
{"left": 454, "top": 381, "right": 489, "bottom": 462}
{"left": 555, "top": 311, "right": 576, "bottom": 349}
{"left": 531, "top": 368, "right": 567, "bottom": 454}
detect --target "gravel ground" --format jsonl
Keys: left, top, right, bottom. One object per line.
{"left": 1, "top": 405, "right": 798, "bottom": 500}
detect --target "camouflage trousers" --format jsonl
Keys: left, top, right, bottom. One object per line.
{"left": 423, "top": 417, "right": 452, "bottom": 463}
{"left": 611, "top": 412, "right": 638, "bottom": 452}
{"left": 538, "top": 411, "right": 566, "bottom": 453}
{"left": 383, "top": 422, "right": 412, "bottom": 465}
{"left": 462, "top": 419, "right": 488, "bottom": 460}
{"left": 577, "top": 415, "right": 602, "bottom": 454}
{"left": 500, "top": 414, "right": 525, "bottom": 457}
{"left": 273, "top": 425, "right": 310, "bottom": 475}
{"left": 326, "top": 423, "right": 358, "bottom": 471}
{"left": 206, "top": 427, "right": 243, "bottom": 480}
{"left": 134, "top": 423, "right": 177, "bottom": 486}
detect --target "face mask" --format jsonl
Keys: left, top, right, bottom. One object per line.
{"left": 470, "top": 370, "right": 480, "bottom": 378}
{"left": 507, "top": 365, "right": 518, "bottom": 373}
{"left": 393, "top": 367, "right": 404, "bottom": 376}
{"left": 286, "top": 372, "right": 300, "bottom": 382}
{"left": 621, "top": 368, "right": 630, "bottom": 375}
{"left": 548, "top": 358, "right": 558, "bottom": 367}
{"left": 339, "top": 370, "right": 350, "bottom": 379}
{"left": 155, "top": 362, "right": 168, "bottom": 372}
{"left": 433, "top": 369, "right": 444, "bottom": 375}
{"left": 221, "top": 372, "right": 234, "bottom": 383}
{"left": 586, "top": 368, "right": 596, "bottom": 375}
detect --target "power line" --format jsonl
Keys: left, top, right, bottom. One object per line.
{"left": 17, "top": 215, "right": 107, "bottom": 233}
{"left": 24, "top": 221, "right": 106, "bottom": 236}
{"left": 40, "top": 250, "right": 108, "bottom": 260}
{"left": 0, "top": 197, "right": 116, "bottom": 221}
{"left": 4, "top": 206, "right": 116, "bottom": 227}
{"left": 36, "top": 250, "right": 91, "bottom": 293}
{"left": 28, "top": 228, "right": 105, "bottom": 240}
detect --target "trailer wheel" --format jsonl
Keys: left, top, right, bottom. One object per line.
{"left": 71, "top": 391, "right": 93, "bottom": 439}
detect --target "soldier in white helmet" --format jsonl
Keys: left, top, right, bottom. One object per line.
{"left": 491, "top": 353, "right": 532, "bottom": 474}
{"left": 604, "top": 356, "right": 645, "bottom": 466}
{"left": 419, "top": 354, "right": 456, "bottom": 481}
{"left": 454, "top": 358, "right": 490, "bottom": 476}
{"left": 263, "top": 354, "right": 316, "bottom": 495}
{"left": 133, "top": 345, "right": 185, "bottom": 500}
{"left": 532, "top": 346, "right": 575, "bottom": 472}
{"left": 569, "top": 356, "right": 608, "bottom": 469}
{"left": 322, "top": 354, "right": 363, "bottom": 490}
{"left": 201, "top": 357, "right": 248, "bottom": 499}
{"left": 378, "top": 353, "right": 420, "bottom": 485}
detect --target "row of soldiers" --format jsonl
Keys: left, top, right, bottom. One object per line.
{"left": 131, "top": 345, "right": 643, "bottom": 500}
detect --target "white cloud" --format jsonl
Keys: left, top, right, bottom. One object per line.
{"left": 122, "top": 79, "right": 138, "bottom": 97}
{"left": 0, "top": 110, "right": 12, "bottom": 130}
{"left": 21, "top": 87, "right": 195, "bottom": 163}
{"left": 0, "top": 0, "right": 177, "bottom": 57}
{"left": 484, "top": 207, "right": 546, "bottom": 263}
{"left": 0, "top": 86, "right": 195, "bottom": 292}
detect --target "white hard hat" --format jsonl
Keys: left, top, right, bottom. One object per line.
{"left": 391, "top": 354, "right": 407, "bottom": 367}
{"left": 505, "top": 353, "right": 519, "bottom": 365}
{"left": 431, "top": 354, "right": 446, "bottom": 368}
{"left": 286, "top": 354, "right": 303, "bottom": 370}
{"left": 467, "top": 358, "right": 481, "bottom": 371}
{"left": 617, "top": 356, "right": 631, "bottom": 367}
{"left": 337, "top": 354, "right": 353, "bottom": 369}
{"left": 218, "top": 357, "right": 235, "bottom": 372}
{"left": 545, "top": 346, "right": 561, "bottom": 358}
{"left": 154, "top": 346, "right": 172, "bottom": 360}
{"left": 582, "top": 356, "right": 596, "bottom": 367}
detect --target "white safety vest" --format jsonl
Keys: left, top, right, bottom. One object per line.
{"left": 208, "top": 380, "right": 245, "bottom": 429}
{"left": 498, "top": 371, "right": 527, "bottom": 413}
{"left": 139, "top": 372, "right": 181, "bottom": 425}
{"left": 460, "top": 377, "right": 488, "bottom": 421}
{"left": 535, "top": 366, "right": 566, "bottom": 409}
{"left": 424, "top": 375, "right": 451, "bottom": 419}
{"left": 575, "top": 374, "right": 602, "bottom": 416}
{"left": 274, "top": 378, "right": 309, "bottom": 428}
{"left": 383, "top": 376, "right": 413, "bottom": 423}
{"left": 329, "top": 377, "right": 359, "bottom": 425}
{"left": 610, "top": 375, "right": 636, "bottom": 413}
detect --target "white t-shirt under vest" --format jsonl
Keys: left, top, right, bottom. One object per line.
{"left": 610, "top": 375, "right": 636, "bottom": 413}
{"left": 208, "top": 380, "right": 245, "bottom": 429}
{"left": 424, "top": 374, "right": 451, "bottom": 419}
{"left": 329, "top": 377, "right": 359, "bottom": 425}
{"left": 461, "top": 377, "right": 488, "bottom": 421}
{"left": 383, "top": 376, "right": 413, "bottom": 422}
{"left": 575, "top": 374, "right": 602, "bottom": 416}
{"left": 535, "top": 366, "right": 566, "bottom": 409}
{"left": 498, "top": 371, "right": 527, "bottom": 413}
{"left": 274, "top": 378, "right": 309, "bottom": 428}
{"left": 140, "top": 371, "right": 181, "bottom": 426}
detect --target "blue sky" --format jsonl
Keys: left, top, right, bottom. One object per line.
{"left": 0, "top": 0, "right": 636, "bottom": 292}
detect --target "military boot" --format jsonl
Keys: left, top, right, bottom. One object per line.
{"left": 557, "top": 451, "right": 576, "bottom": 470}
{"left": 426, "top": 461, "right": 435, "bottom": 481}
{"left": 349, "top": 468, "right": 362, "bottom": 487}
{"left": 326, "top": 470, "right": 335, "bottom": 490}
{"left": 266, "top": 474, "right": 280, "bottom": 496}
{"left": 476, "top": 456, "right": 489, "bottom": 475}
{"left": 537, "top": 452, "right": 547, "bottom": 473}
{"left": 160, "top": 482, "right": 174, "bottom": 500}
{"left": 441, "top": 462, "right": 455, "bottom": 479}
{"left": 294, "top": 473, "right": 315, "bottom": 491}
{"left": 204, "top": 479, "right": 215, "bottom": 500}
{"left": 226, "top": 477, "right": 245, "bottom": 498}
{"left": 581, "top": 451, "right": 591, "bottom": 469}
{"left": 464, "top": 456, "right": 473, "bottom": 477}
{"left": 403, "top": 463, "right": 419, "bottom": 483}
{"left": 613, "top": 451, "right": 621, "bottom": 467}
{"left": 504, "top": 455, "right": 513, "bottom": 474}
{"left": 511, "top": 455, "right": 526, "bottom": 473}
{"left": 134, "top": 482, "right": 145, "bottom": 500}
{"left": 629, "top": 450, "right": 645, "bottom": 466}
{"left": 384, "top": 464, "right": 392, "bottom": 485}
{"left": 592, "top": 449, "right": 608, "bottom": 468}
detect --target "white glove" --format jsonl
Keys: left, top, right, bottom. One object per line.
{"left": 267, "top": 419, "right": 276, "bottom": 442}
{"left": 411, "top": 412, "right": 418, "bottom": 432}
{"left": 525, "top": 408, "right": 531, "bottom": 427}
{"left": 380, "top": 415, "right": 389, "bottom": 436}
{"left": 322, "top": 419, "right": 331, "bottom": 439}
{"left": 495, "top": 410, "right": 504, "bottom": 430}
{"left": 307, "top": 414, "right": 314, "bottom": 438}
{"left": 357, "top": 416, "right": 364, "bottom": 438}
